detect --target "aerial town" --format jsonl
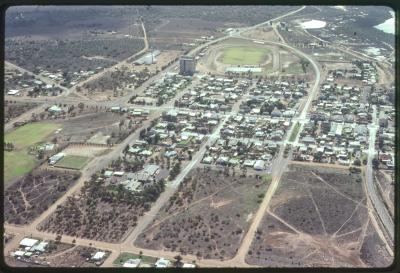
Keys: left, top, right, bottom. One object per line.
{"left": 3, "top": 5, "right": 395, "bottom": 269}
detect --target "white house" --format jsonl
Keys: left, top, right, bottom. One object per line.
{"left": 155, "top": 258, "right": 170, "bottom": 268}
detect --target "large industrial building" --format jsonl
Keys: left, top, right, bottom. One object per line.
{"left": 179, "top": 55, "right": 196, "bottom": 75}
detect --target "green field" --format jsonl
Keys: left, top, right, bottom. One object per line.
{"left": 221, "top": 46, "right": 270, "bottom": 65}
{"left": 113, "top": 252, "right": 157, "bottom": 266}
{"left": 289, "top": 122, "right": 301, "bottom": 142}
{"left": 4, "top": 122, "right": 60, "bottom": 186}
{"left": 284, "top": 62, "right": 308, "bottom": 74}
{"left": 54, "top": 155, "right": 90, "bottom": 170}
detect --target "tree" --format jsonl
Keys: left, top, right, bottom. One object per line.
{"left": 173, "top": 255, "right": 183, "bottom": 267}
{"left": 353, "top": 158, "right": 361, "bottom": 166}
{"left": 123, "top": 144, "right": 130, "bottom": 154}
{"left": 78, "top": 102, "right": 85, "bottom": 112}
{"left": 372, "top": 158, "right": 379, "bottom": 170}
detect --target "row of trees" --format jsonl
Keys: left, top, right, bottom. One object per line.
{"left": 4, "top": 142, "right": 15, "bottom": 151}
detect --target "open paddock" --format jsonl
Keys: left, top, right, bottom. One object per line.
{"left": 135, "top": 167, "right": 271, "bottom": 260}
{"left": 4, "top": 169, "right": 80, "bottom": 225}
{"left": 245, "top": 163, "right": 392, "bottom": 267}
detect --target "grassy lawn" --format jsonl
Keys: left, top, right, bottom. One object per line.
{"left": 113, "top": 252, "right": 157, "bottom": 266}
{"left": 4, "top": 151, "right": 36, "bottom": 184}
{"left": 289, "top": 122, "right": 301, "bottom": 142}
{"left": 221, "top": 46, "right": 270, "bottom": 65}
{"left": 4, "top": 122, "right": 60, "bottom": 186}
{"left": 5, "top": 123, "right": 59, "bottom": 148}
{"left": 262, "top": 174, "right": 272, "bottom": 183}
{"left": 54, "top": 155, "right": 90, "bottom": 170}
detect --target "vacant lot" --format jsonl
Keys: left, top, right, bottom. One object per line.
{"left": 4, "top": 101, "right": 39, "bottom": 123}
{"left": 38, "top": 174, "right": 165, "bottom": 243}
{"left": 4, "top": 122, "right": 60, "bottom": 185}
{"left": 42, "top": 246, "right": 109, "bottom": 267}
{"left": 246, "top": 163, "right": 392, "bottom": 267}
{"left": 4, "top": 169, "right": 80, "bottom": 225}
{"left": 5, "top": 38, "right": 144, "bottom": 74}
{"left": 374, "top": 170, "right": 394, "bottom": 217}
{"left": 56, "top": 112, "right": 141, "bottom": 145}
{"left": 135, "top": 167, "right": 271, "bottom": 260}
{"left": 61, "top": 144, "right": 111, "bottom": 157}
{"left": 220, "top": 46, "right": 270, "bottom": 65}
{"left": 54, "top": 155, "right": 90, "bottom": 170}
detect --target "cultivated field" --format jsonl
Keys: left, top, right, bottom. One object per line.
{"left": 135, "top": 167, "right": 271, "bottom": 260}
{"left": 4, "top": 169, "right": 80, "bottom": 225}
{"left": 4, "top": 122, "right": 60, "bottom": 185}
{"left": 245, "top": 164, "right": 392, "bottom": 267}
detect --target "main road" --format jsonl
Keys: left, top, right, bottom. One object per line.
{"left": 365, "top": 105, "right": 394, "bottom": 241}
{"left": 303, "top": 25, "right": 394, "bottom": 243}
{"left": 226, "top": 25, "right": 322, "bottom": 264}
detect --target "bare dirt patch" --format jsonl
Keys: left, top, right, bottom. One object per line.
{"left": 246, "top": 163, "right": 391, "bottom": 267}
{"left": 4, "top": 169, "right": 81, "bottom": 225}
{"left": 56, "top": 111, "right": 143, "bottom": 145}
{"left": 38, "top": 171, "right": 166, "bottom": 243}
{"left": 61, "top": 144, "right": 111, "bottom": 157}
{"left": 135, "top": 167, "right": 271, "bottom": 260}
{"left": 4, "top": 101, "right": 39, "bottom": 123}
{"left": 241, "top": 27, "right": 280, "bottom": 42}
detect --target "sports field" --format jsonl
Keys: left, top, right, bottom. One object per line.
{"left": 54, "top": 155, "right": 90, "bottom": 170}
{"left": 220, "top": 46, "right": 270, "bottom": 65}
{"left": 4, "top": 122, "right": 60, "bottom": 186}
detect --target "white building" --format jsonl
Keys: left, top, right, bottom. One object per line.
{"left": 123, "top": 258, "right": 141, "bottom": 268}
{"left": 48, "top": 152, "right": 65, "bottom": 165}
{"left": 155, "top": 258, "right": 170, "bottom": 268}
{"left": 19, "top": 238, "right": 39, "bottom": 249}
{"left": 92, "top": 251, "right": 106, "bottom": 261}
{"left": 7, "top": 89, "right": 20, "bottom": 95}
{"left": 253, "top": 160, "right": 265, "bottom": 171}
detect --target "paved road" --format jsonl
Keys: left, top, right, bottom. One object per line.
{"left": 226, "top": 23, "right": 323, "bottom": 263}
{"left": 365, "top": 105, "right": 394, "bottom": 241}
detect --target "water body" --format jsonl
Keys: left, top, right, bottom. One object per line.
{"left": 374, "top": 11, "right": 395, "bottom": 34}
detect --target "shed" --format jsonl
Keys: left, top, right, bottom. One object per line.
{"left": 92, "top": 251, "right": 106, "bottom": 261}
{"left": 19, "top": 238, "right": 39, "bottom": 248}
